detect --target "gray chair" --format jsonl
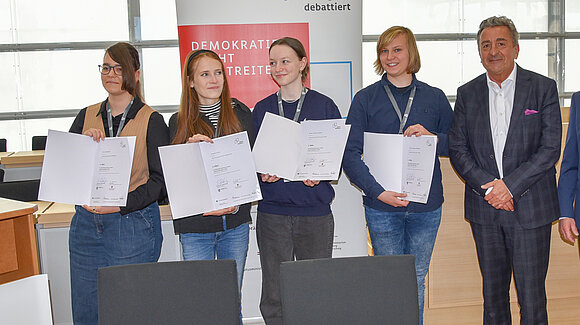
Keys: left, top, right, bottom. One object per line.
{"left": 0, "top": 179, "right": 40, "bottom": 200}
{"left": 32, "top": 135, "right": 47, "bottom": 150}
{"left": 280, "top": 255, "right": 419, "bottom": 325}
{"left": 97, "top": 260, "right": 240, "bottom": 325}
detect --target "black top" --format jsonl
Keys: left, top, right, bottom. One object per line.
{"left": 169, "top": 98, "right": 255, "bottom": 234}
{"left": 69, "top": 97, "right": 170, "bottom": 215}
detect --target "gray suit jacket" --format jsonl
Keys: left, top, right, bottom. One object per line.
{"left": 448, "top": 65, "right": 561, "bottom": 229}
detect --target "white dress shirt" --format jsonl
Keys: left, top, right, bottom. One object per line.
{"left": 487, "top": 65, "right": 517, "bottom": 178}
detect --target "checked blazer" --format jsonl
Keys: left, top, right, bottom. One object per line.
{"left": 448, "top": 65, "right": 561, "bottom": 229}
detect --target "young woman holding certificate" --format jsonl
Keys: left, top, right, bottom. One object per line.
{"left": 342, "top": 27, "right": 453, "bottom": 325}
{"left": 252, "top": 37, "right": 341, "bottom": 325}
{"left": 168, "top": 49, "right": 254, "bottom": 303}
{"left": 68, "top": 42, "right": 169, "bottom": 325}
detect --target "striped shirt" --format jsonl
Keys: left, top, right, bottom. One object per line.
{"left": 200, "top": 100, "right": 221, "bottom": 130}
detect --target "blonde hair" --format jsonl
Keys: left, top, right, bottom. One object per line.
{"left": 374, "top": 26, "right": 421, "bottom": 75}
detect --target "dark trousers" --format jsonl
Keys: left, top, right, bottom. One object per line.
{"left": 256, "top": 211, "right": 334, "bottom": 325}
{"left": 470, "top": 222, "right": 551, "bottom": 325}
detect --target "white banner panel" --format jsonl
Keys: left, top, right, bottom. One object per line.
{"left": 175, "top": 1, "right": 365, "bottom": 321}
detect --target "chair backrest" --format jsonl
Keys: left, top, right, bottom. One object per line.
{"left": 280, "top": 255, "right": 419, "bottom": 325}
{"left": 0, "top": 138, "right": 6, "bottom": 152}
{"left": 32, "top": 135, "right": 47, "bottom": 150}
{"left": 98, "top": 260, "right": 240, "bottom": 325}
{"left": 0, "top": 274, "right": 53, "bottom": 325}
{"left": 0, "top": 179, "right": 40, "bottom": 201}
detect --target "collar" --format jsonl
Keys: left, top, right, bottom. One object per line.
{"left": 486, "top": 64, "right": 517, "bottom": 90}
{"left": 96, "top": 96, "right": 144, "bottom": 120}
{"left": 381, "top": 73, "right": 418, "bottom": 92}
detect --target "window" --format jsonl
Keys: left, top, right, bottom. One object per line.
{"left": 0, "top": 0, "right": 576, "bottom": 151}
{"left": 566, "top": 0, "right": 580, "bottom": 32}
{"left": 141, "top": 47, "right": 181, "bottom": 106}
{"left": 140, "top": 0, "right": 178, "bottom": 40}
{"left": 565, "top": 40, "right": 580, "bottom": 92}
{"left": 0, "top": 0, "right": 12, "bottom": 44}
{"left": 362, "top": 0, "right": 461, "bottom": 34}
{"left": 0, "top": 52, "right": 18, "bottom": 112}
{"left": 13, "top": 0, "right": 128, "bottom": 43}
{"left": 363, "top": 0, "right": 574, "bottom": 102}
{"left": 18, "top": 50, "right": 106, "bottom": 111}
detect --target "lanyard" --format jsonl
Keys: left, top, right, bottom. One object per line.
{"left": 277, "top": 86, "right": 307, "bottom": 122}
{"left": 383, "top": 85, "right": 416, "bottom": 134}
{"left": 106, "top": 98, "right": 133, "bottom": 137}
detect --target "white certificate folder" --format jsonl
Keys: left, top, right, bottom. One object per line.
{"left": 38, "top": 129, "right": 136, "bottom": 206}
{"left": 363, "top": 133, "right": 437, "bottom": 204}
{"left": 159, "top": 131, "right": 262, "bottom": 219}
{"left": 252, "top": 112, "right": 350, "bottom": 181}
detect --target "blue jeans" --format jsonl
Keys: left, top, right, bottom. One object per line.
{"left": 179, "top": 221, "right": 249, "bottom": 293}
{"left": 365, "top": 206, "right": 441, "bottom": 325}
{"left": 69, "top": 202, "right": 162, "bottom": 325}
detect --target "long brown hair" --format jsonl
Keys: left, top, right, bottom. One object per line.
{"left": 106, "top": 42, "right": 143, "bottom": 101}
{"left": 172, "top": 50, "right": 241, "bottom": 144}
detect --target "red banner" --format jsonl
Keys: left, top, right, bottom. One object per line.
{"left": 178, "top": 23, "right": 310, "bottom": 108}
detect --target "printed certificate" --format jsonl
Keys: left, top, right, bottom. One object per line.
{"left": 38, "top": 129, "right": 135, "bottom": 206}
{"left": 252, "top": 112, "right": 350, "bottom": 181}
{"left": 159, "top": 131, "right": 262, "bottom": 219}
{"left": 363, "top": 133, "right": 437, "bottom": 204}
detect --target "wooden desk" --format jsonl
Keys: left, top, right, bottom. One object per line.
{"left": 36, "top": 203, "right": 174, "bottom": 228}
{"left": 0, "top": 198, "right": 39, "bottom": 284}
{"left": 0, "top": 150, "right": 43, "bottom": 182}
{"left": 35, "top": 203, "right": 75, "bottom": 229}
{"left": 0, "top": 150, "right": 44, "bottom": 168}
{"left": 0, "top": 152, "right": 14, "bottom": 160}
{"left": 29, "top": 201, "right": 53, "bottom": 215}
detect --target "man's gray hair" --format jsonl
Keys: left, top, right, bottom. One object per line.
{"left": 477, "top": 16, "right": 519, "bottom": 47}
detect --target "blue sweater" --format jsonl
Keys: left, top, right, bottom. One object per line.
{"left": 253, "top": 89, "right": 341, "bottom": 216}
{"left": 343, "top": 74, "right": 453, "bottom": 212}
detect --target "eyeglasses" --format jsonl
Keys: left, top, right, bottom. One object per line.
{"left": 99, "top": 64, "right": 123, "bottom": 76}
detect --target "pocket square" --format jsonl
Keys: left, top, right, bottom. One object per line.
{"left": 525, "top": 109, "right": 539, "bottom": 115}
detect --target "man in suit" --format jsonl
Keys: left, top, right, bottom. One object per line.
{"left": 448, "top": 16, "right": 561, "bottom": 325}
{"left": 558, "top": 91, "right": 580, "bottom": 244}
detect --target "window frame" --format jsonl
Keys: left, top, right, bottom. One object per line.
{"left": 0, "top": 0, "right": 578, "bottom": 123}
